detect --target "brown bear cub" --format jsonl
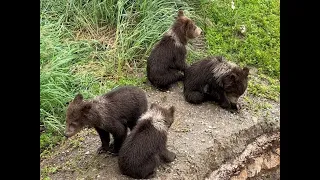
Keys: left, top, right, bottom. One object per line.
{"left": 183, "top": 56, "right": 249, "bottom": 112}
{"left": 147, "top": 10, "right": 202, "bottom": 91}
{"left": 118, "top": 103, "right": 176, "bottom": 179}
{"left": 64, "top": 86, "right": 148, "bottom": 155}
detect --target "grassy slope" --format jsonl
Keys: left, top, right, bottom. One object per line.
{"left": 40, "top": 0, "right": 192, "bottom": 153}
{"left": 40, "top": 0, "right": 279, "bottom": 153}
{"left": 193, "top": 0, "right": 280, "bottom": 101}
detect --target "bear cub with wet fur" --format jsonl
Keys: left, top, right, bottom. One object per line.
{"left": 64, "top": 86, "right": 148, "bottom": 155}
{"left": 147, "top": 10, "right": 202, "bottom": 91}
{"left": 183, "top": 56, "right": 249, "bottom": 111}
{"left": 118, "top": 103, "right": 176, "bottom": 179}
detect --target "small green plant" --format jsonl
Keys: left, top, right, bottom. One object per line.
{"left": 41, "top": 165, "right": 59, "bottom": 178}
{"left": 40, "top": 132, "right": 64, "bottom": 153}
{"left": 247, "top": 79, "right": 279, "bottom": 102}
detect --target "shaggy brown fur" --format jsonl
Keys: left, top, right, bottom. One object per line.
{"left": 183, "top": 56, "right": 249, "bottom": 112}
{"left": 64, "top": 86, "right": 148, "bottom": 155}
{"left": 118, "top": 103, "right": 176, "bottom": 179}
{"left": 147, "top": 10, "right": 202, "bottom": 91}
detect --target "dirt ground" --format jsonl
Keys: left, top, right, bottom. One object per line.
{"left": 40, "top": 83, "right": 280, "bottom": 180}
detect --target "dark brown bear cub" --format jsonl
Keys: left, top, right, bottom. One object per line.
{"left": 183, "top": 56, "right": 249, "bottom": 111}
{"left": 64, "top": 86, "right": 148, "bottom": 155}
{"left": 147, "top": 10, "right": 202, "bottom": 91}
{"left": 118, "top": 103, "right": 176, "bottom": 179}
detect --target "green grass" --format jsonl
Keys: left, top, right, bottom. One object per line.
{"left": 40, "top": 0, "right": 193, "bottom": 153}
{"left": 40, "top": 0, "right": 279, "bottom": 153}
{"left": 197, "top": 0, "right": 280, "bottom": 76}
{"left": 40, "top": 18, "right": 95, "bottom": 152}
{"left": 192, "top": 0, "right": 280, "bottom": 100}
{"left": 247, "top": 73, "right": 280, "bottom": 101}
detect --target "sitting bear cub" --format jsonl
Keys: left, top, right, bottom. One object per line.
{"left": 118, "top": 103, "right": 176, "bottom": 179}
{"left": 183, "top": 56, "right": 249, "bottom": 111}
{"left": 64, "top": 86, "right": 148, "bottom": 155}
{"left": 147, "top": 10, "right": 202, "bottom": 91}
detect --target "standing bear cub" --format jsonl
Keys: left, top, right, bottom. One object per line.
{"left": 118, "top": 103, "right": 176, "bottom": 179}
{"left": 64, "top": 86, "right": 148, "bottom": 155}
{"left": 147, "top": 10, "right": 202, "bottom": 91}
{"left": 183, "top": 56, "right": 249, "bottom": 111}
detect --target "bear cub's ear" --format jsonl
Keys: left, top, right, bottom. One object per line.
{"left": 243, "top": 67, "right": 249, "bottom": 77}
{"left": 81, "top": 103, "right": 92, "bottom": 114}
{"left": 178, "top": 10, "right": 184, "bottom": 17}
{"left": 73, "top": 93, "right": 83, "bottom": 104}
{"left": 230, "top": 73, "right": 238, "bottom": 82}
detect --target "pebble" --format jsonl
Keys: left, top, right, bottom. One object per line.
{"left": 240, "top": 25, "right": 246, "bottom": 34}
{"left": 252, "top": 116, "right": 258, "bottom": 123}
